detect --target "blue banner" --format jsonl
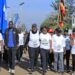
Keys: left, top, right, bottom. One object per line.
{"left": 0, "top": 0, "right": 7, "bottom": 34}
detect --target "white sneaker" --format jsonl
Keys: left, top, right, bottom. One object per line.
{"left": 8, "top": 69, "right": 12, "bottom": 73}
{"left": 11, "top": 69, "right": 15, "bottom": 74}
{"left": 72, "top": 72, "right": 74, "bottom": 75}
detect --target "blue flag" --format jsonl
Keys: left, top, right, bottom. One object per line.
{"left": 0, "top": 0, "right": 7, "bottom": 34}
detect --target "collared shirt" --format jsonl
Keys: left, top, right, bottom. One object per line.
{"left": 64, "top": 35, "right": 70, "bottom": 50}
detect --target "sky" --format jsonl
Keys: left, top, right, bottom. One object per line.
{"left": 7, "top": 0, "right": 54, "bottom": 31}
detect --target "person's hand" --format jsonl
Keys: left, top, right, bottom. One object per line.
{"left": 16, "top": 45, "right": 19, "bottom": 50}
{"left": 5, "top": 46, "right": 9, "bottom": 50}
{"left": 50, "top": 48, "right": 53, "bottom": 53}
{"left": 1, "top": 49, "right": 4, "bottom": 54}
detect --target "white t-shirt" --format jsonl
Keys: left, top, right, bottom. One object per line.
{"left": 28, "top": 31, "right": 40, "bottom": 48}
{"left": 18, "top": 32, "right": 25, "bottom": 46}
{"left": 52, "top": 34, "right": 65, "bottom": 52}
{"left": 40, "top": 33, "right": 51, "bottom": 50}
{"left": 0, "top": 33, "right": 4, "bottom": 51}
{"left": 71, "top": 39, "right": 75, "bottom": 54}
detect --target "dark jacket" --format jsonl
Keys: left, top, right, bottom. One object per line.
{"left": 4, "top": 27, "right": 19, "bottom": 48}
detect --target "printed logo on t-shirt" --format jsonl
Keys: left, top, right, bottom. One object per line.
{"left": 33, "top": 40, "right": 38, "bottom": 47}
{"left": 41, "top": 39, "right": 48, "bottom": 46}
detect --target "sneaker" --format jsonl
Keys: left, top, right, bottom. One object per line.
{"left": 72, "top": 73, "right": 74, "bottom": 75}
{"left": 8, "top": 68, "right": 12, "bottom": 73}
{"left": 74, "top": 71, "right": 75, "bottom": 73}
{"left": 11, "top": 69, "right": 15, "bottom": 74}
{"left": 61, "top": 72, "right": 64, "bottom": 75}
{"left": 10, "top": 73, "right": 15, "bottom": 75}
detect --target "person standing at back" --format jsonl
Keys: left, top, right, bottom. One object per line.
{"left": 63, "top": 29, "right": 71, "bottom": 73}
{"left": 70, "top": 28, "right": 75, "bottom": 75}
{"left": 4, "top": 21, "right": 18, "bottom": 75}
{"left": 16, "top": 28, "right": 25, "bottom": 62}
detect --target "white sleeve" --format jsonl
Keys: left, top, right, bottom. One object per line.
{"left": 62, "top": 37, "right": 66, "bottom": 48}
{"left": 0, "top": 33, "right": 4, "bottom": 45}
{"left": 52, "top": 35, "right": 55, "bottom": 50}
{"left": 0, "top": 33, "right": 3, "bottom": 41}
{"left": 49, "top": 34, "right": 51, "bottom": 40}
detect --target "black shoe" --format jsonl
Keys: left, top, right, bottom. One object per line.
{"left": 66, "top": 70, "right": 70, "bottom": 73}
{"left": 10, "top": 73, "right": 14, "bottom": 75}
{"left": 61, "top": 72, "right": 64, "bottom": 75}
{"left": 29, "top": 69, "right": 34, "bottom": 74}
{"left": 29, "top": 70, "right": 32, "bottom": 74}
{"left": 42, "top": 71, "right": 46, "bottom": 75}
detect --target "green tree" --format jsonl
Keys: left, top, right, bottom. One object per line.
{"left": 51, "top": 0, "right": 60, "bottom": 10}
{"left": 41, "top": 14, "right": 58, "bottom": 29}
{"left": 51, "top": 0, "right": 75, "bottom": 29}
{"left": 41, "top": 0, "right": 75, "bottom": 29}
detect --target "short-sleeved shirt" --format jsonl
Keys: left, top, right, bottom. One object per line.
{"left": 40, "top": 33, "right": 51, "bottom": 50}
{"left": 0, "top": 33, "right": 4, "bottom": 51}
{"left": 64, "top": 35, "right": 70, "bottom": 50}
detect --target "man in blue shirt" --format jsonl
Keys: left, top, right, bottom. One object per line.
{"left": 4, "top": 21, "right": 18, "bottom": 75}
{"left": 64, "top": 29, "right": 71, "bottom": 73}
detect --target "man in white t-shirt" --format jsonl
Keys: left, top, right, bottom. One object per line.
{"left": 52, "top": 28, "right": 65, "bottom": 74}
{"left": 63, "top": 29, "right": 71, "bottom": 72}
{"left": 16, "top": 28, "right": 25, "bottom": 62}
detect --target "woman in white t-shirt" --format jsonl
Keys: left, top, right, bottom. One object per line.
{"left": 40, "top": 26, "right": 51, "bottom": 74}
{"left": 25, "top": 24, "right": 40, "bottom": 74}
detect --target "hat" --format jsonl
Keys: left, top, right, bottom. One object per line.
{"left": 32, "top": 24, "right": 37, "bottom": 28}
{"left": 48, "top": 28, "right": 54, "bottom": 33}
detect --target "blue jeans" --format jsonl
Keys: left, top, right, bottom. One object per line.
{"left": 54, "top": 52, "right": 64, "bottom": 72}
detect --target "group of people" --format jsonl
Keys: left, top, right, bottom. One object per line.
{"left": 0, "top": 21, "right": 75, "bottom": 75}
{"left": 25, "top": 24, "right": 75, "bottom": 75}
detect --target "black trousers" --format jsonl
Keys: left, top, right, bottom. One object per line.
{"left": 8, "top": 47, "right": 16, "bottom": 69}
{"left": 48, "top": 52, "right": 54, "bottom": 67}
{"left": 40, "top": 48, "right": 49, "bottom": 72}
{"left": 28, "top": 47, "right": 39, "bottom": 70}
{"left": 66, "top": 50, "right": 70, "bottom": 70}
{"left": 3, "top": 47, "right": 8, "bottom": 64}
{"left": 0, "top": 52, "right": 2, "bottom": 66}
{"left": 16, "top": 45, "right": 24, "bottom": 61}
{"left": 72, "top": 54, "right": 75, "bottom": 72}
